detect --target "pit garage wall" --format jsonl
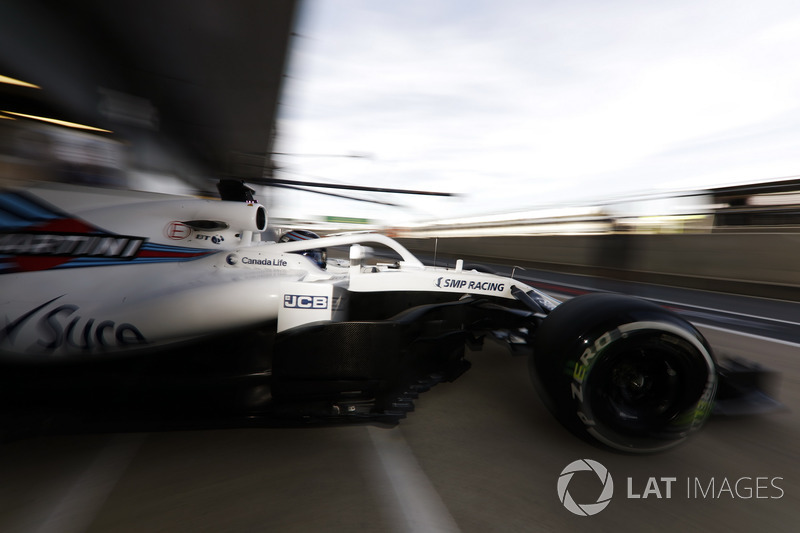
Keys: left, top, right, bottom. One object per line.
{"left": 397, "top": 234, "right": 800, "bottom": 301}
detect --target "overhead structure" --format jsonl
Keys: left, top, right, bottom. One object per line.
{"left": 0, "top": 0, "right": 299, "bottom": 186}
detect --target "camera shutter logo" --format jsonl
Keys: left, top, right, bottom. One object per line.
{"left": 558, "top": 459, "right": 614, "bottom": 516}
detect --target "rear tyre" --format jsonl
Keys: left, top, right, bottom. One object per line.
{"left": 530, "top": 293, "right": 716, "bottom": 453}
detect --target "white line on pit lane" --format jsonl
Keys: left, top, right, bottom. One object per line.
{"left": 544, "top": 287, "right": 800, "bottom": 348}
{"left": 32, "top": 433, "right": 144, "bottom": 533}
{"left": 651, "top": 297, "right": 800, "bottom": 328}
{"left": 696, "top": 323, "right": 800, "bottom": 349}
{"left": 544, "top": 285, "right": 800, "bottom": 329}
{"left": 366, "top": 426, "right": 461, "bottom": 533}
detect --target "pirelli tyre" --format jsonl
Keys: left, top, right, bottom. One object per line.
{"left": 530, "top": 293, "right": 717, "bottom": 453}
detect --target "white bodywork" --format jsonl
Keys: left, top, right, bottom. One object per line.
{"left": 0, "top": 183, "right": 558, "bottom": 360}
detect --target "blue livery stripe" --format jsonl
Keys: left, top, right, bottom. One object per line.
{"left": 0, "top": 193, "right": 64, "bottom": 224}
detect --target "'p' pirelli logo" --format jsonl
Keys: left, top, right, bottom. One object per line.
{"left": 0, "top": 232, "right": 145, "bottom": 258}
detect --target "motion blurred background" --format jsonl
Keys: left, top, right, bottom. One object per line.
{"left": 2, "top": 3, "right": 800, "bottom": 533}
{"left": 2, "top": 0, "right": 799, "bottom": 299}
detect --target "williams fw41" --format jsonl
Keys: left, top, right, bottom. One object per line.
{"left": 0, "top": 181, "right": 779, "bottom": 452}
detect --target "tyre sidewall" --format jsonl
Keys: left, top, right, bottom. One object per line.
{"left": 530, "top": 293, "right": 717, "bottom": 452}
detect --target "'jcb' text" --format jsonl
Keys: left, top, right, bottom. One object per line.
{"left": 284, "top": 295, "right": 328, "bottom": 309}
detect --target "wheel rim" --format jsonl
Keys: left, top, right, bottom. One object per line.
{"left": 585, "top": 332, "right": 712, "bottom": 447}
{"left": 602, "top": 347, "right": 683, "bottom": 428}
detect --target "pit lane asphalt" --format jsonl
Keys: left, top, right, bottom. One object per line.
{"left": 0, "top": 277, "right": 798, "bottom": 532}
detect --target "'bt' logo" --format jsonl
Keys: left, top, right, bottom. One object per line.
{"left": 284, "top": 295, "right": 328, "bottom": 309}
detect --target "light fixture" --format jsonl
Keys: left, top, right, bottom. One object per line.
{"left": 0, "top": 74, "right": 40, "bottom": 89}
{"left": 1, "top": 111, "right": 112, "bottom": 133}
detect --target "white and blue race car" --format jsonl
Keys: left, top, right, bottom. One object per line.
{"left": 0, "top": 179, "right": 775, "bottom": 452}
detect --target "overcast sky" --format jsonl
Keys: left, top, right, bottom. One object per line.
{"left": 272, "top": 0, "right": 800, "bottom": 225}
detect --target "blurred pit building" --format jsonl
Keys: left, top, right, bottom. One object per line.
{"left": 1, "top": 1, "right": 799, "bottom": 301}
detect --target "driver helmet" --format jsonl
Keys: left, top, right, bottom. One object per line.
{"left": 279, "top": 230, "right": 327, "bottom": 269}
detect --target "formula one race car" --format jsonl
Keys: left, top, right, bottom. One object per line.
{"left": 0, "top": 180, "right": 777, "bottom": 452}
